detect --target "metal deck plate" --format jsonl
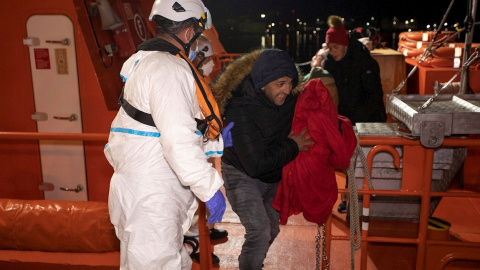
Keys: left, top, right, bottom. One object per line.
{"left": 386, "top": 94, "right": 480, "bottom": 147}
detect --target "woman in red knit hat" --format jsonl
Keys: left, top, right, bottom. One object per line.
{"left": 323, "top": 15, "right": 387, "bottom": 212}
{"left": 323, "top": 15, "right": 386, "bottom": 124}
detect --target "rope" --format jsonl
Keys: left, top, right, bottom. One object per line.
{"left": 296, "top": 60, "right": 312, "bottom": 66}
{"left": 391, "top": 28, "right": 463, "bottom": 96}
{"left": 344, "top": 134, "right": 375, "bottom": 270}
{"left": 315, "top": 134, "right": 375, "bottom": 270}
{"left": 391, "top": 0, "right": 460, "bottom": 96}
{"left": 418, "top": 48, "right": 480, "bottom": 111}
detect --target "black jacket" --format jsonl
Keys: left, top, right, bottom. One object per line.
{"left": 211, "top": 50, "right": 302, "bottom": 183}
{"left": 323, "top": 38, "right": 386, "bottom": 124}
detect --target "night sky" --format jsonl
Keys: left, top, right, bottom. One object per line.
{"left": 203, "top": 0, "right": 474, "bottom": 26}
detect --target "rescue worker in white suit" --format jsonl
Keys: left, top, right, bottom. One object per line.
{"left": 104, "top": 0, "right": 227, "bottom": 269}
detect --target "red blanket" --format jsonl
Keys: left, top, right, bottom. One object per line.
{"left": 273, "top": 79, "right": 357, "bottom": 225}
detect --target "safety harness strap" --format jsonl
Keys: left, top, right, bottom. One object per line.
{"left": 118, "top": 89, "right": 210, "bottom": 135}
{"left": 118, "top": 88, "right": 156, "bottom": 127}
{"left": 118, "top": 38, "right": 222, "bottom": 140}
{"left": 177, "top": 51, "right": 223, "bottom": 140}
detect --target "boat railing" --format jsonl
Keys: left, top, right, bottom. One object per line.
{"left": 324, "top": 135, "right": 480, "bottom": 270}
{"left": 0, "top": 131, "right": 108, "bottom": 141}
{"left": 211, "top": 53, "right": 243, "bottom": 68}
{"left": 210, "top": 52, "right": 243, "bottom": 79}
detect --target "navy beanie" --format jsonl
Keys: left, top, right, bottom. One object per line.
{"left": 251, "top": 49, "right": 298, "bottom": 91}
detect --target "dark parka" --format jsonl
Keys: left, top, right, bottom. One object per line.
{"left": 323, "top": 38, "right": 387, "bottom": 125}
{"left": 211, "top": 49, "right": 303, "bottom": 183}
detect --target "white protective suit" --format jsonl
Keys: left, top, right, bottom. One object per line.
{"left": 104, "top": 49, "right": 224, "bottom": 270}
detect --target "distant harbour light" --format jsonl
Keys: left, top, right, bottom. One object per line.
{"left": 249, "top": 11, "right": 462, "bottom": 63}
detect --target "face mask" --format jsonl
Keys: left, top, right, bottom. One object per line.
{"left": 200, "top": 60, "right": 214, "bottom": 76}
{"left": 188, "top": 50, "right": 197, "bottom": 61}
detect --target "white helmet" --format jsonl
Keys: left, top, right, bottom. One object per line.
{"left": 195, "top": 35, "right": 214, "bottom": 57}
{"left": 149, "top": 0, "right": 212, "bottom": 30}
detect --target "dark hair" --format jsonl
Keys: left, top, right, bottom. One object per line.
{"left": 152, "top": 15, "right": 202, "bottom": 36}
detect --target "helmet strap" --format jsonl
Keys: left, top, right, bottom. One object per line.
{"left": 165, "top": 28, "right": 203, "bottom": 56}
{"left": 195, "top": 56, "right": 207, "bottom": 69}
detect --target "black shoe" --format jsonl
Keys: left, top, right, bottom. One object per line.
{"left": 183, "top": 236, "right": 199, "bottom": 254}
{"left": 210, "top": 228, "right": 228, "bottom": 240}
{"left": 191, "top": 252, "right": 220, "bottom": 266}
{"left": 337, "top": 201, "right": 347, "bottom": 213}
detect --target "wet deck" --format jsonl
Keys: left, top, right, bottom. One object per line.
{"left": 194, "top": 172, "right": 480, "bottom": 269}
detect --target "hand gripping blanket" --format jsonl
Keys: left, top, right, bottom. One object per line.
{"left": 272, "top": 78, "right": 357, "bottom": 225}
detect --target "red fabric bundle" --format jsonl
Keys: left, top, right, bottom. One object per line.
{"left": 273, "top": 79, "right": 357, "bottom": 225}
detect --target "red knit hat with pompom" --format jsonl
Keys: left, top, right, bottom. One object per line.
{"left": 325, "top": 15, "right": 349, "bottom": 46}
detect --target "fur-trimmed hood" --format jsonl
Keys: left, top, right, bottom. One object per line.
{"left": 211, "top": 49, "right": 303, "bottom": 115}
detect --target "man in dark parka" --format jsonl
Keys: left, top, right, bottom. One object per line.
{"left": 211, "top": 49, "right": 311, "bottom": 270}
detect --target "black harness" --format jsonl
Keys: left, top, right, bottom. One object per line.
{"left": 118, "top": 38, "right": 221, "bottom": 138}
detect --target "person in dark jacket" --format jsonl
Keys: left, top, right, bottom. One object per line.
{"left": 323, "top": 15, "right": 386, "bottom": 125}
{"left": 323, "top": 15, "right": 387, "bottom": 213}
{"left": 211, "top": 49, "right": 312, "bottom": 270}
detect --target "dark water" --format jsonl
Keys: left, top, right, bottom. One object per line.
{"left": 219, "top": 32, "right": 326, "bottom": 64}
{"left": 217, "top": 30, "right": 402, "bottom": 74}
{"left": 217, "top": 28, "right": 477, "bottom": 75}
{"left": 218, "top": 31, "right": 327, "bottom": 74}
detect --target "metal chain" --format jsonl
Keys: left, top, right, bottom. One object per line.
{"left": 315, "top": 224, "right": 330, "bottom": 270}
{"left": 321, "top": 224, "right": 330, "bottom": 270}
{"left": 315, "top": 226, "right": 321, "bottom": 270}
